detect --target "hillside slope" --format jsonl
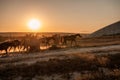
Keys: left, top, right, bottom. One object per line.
{"left": 89, "top": 21, "right": 120, "bottom": 37}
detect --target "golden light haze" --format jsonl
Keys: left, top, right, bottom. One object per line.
{"left": 0, "top": 0, "right": 120, "bottom": 33}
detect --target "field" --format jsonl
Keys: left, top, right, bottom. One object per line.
{"left": 0, "top": 33, "right": 120, "bottom": 80}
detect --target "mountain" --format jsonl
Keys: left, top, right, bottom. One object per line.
{"left": 89, "top": 21, "right": 120, "bottom": 37}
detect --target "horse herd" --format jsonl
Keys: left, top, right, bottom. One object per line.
{"left": 0, "top": 33, "right": 82, "bottom": 55}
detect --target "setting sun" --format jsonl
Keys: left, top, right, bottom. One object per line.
{"left": 28, "top": 19, "right": 41, "bottom": 31}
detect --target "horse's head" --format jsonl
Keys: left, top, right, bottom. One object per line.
{"left": 75, "top": 34, "right": 82, "bottom": 37}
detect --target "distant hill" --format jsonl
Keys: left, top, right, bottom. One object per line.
{"left": 89, "top": 21, "right": 120, "bottom": 37}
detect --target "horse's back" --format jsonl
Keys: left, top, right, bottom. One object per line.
{"left": 0, "top": 41, "right": 11, "bottom": 50}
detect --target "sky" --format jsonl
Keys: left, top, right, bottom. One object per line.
{"left": 0, "top": 0, "right": 120, "bottom": 33}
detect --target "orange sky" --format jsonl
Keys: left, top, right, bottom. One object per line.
{"left": 0, "top": 0, "right": 120, "bottom": 33}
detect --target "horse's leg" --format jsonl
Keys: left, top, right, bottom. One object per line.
{"left": 71, "top": 40, "right": 73, "bottom": 46}
{"left": 18, "top": 45, "right": 22, "bottom": 52}
{"left": 22, "top": 45, "right": 26, "bottom": 51}
{"left": 75, "top": 40, "right": 77, "bottom": 46}
{"left": 22, "top": 45, "right": 27, "bottom": 52}
{"left": 24, "top": 46, "right": 28, "bottom": 51}
{"left": 17, "top": 45, "right": 21, "bottom": 52}
{"left": 62, "top": 40, "right": 65, "bottom": 45}
{"left": 59, "top": 37, "right": 62, "bottom": 46}
{"left": 5, "top": 49, "right": 8, "bottom": 55}
{"left": 20, "top": 45, "right": 24, "bottom": 52}
{"left": 47, "top": 41, "right": 51, "bottom": 48}
{"left": 73, "top": 40, "right": 76, "bottom": 46}
{"left": 74, "top": 37, "right": 77, "bottom": 46}
{"left": 70, "top": 39, "right": 74, "bottom": 46}
{"left": 65, "top": 40, "right": 68, "bottom": 45}
{"left": 63, "top": 39, "right": 66, "bottom": 45}
{"left": 8, "top": 46, "right": 12, "bottom": 52}
{"left": 17, "top": 45, "right": 20, "bottom": 52}
{"left": 13, "top": 46, "right": 16, "bottom": 52}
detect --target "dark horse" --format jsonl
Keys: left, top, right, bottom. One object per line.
{"left": 0, "top": 41, "right": 12, "bottom": 54}
{"left": 62, "top": 34, "right": 82, "bottom": 46}
{"left": 0, "top": 40, "right": 21, "bottom": 55}
{"left": 9, "top": 40, "right": 21, "bottom": 52}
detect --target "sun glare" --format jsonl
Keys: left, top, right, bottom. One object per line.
{"left": 28, "top": 19, "right": 41, "bottom": 31}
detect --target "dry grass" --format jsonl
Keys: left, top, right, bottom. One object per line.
{"left": 78, "top": 35, "right": 120, "bottom": 47}
{"left": 0, "top": 52, "right": 120, "bottom": 80}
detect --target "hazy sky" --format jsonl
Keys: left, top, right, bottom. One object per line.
{"left": 0, "top": 0, "right": 120, "bottom": 33}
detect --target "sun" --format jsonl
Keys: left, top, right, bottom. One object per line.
{"left": 28, "top": 19, "right": 41, "bottom": 31}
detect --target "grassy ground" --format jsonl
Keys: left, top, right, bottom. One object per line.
{"left": 0, "top": 53, "right": 120, "bottom": 80}
{"left": 0, "top": 35, "right": 120, "bottom": 80}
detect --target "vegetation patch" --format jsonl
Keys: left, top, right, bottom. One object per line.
{"left": 0, "top": 53, "right": 120, "bottom": 80}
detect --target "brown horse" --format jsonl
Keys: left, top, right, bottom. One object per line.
{"left": 61, "top": 34, "right": 82, "bottom": 46}
{"left": 40, "top": 34, "right": 61, "bottom": 47}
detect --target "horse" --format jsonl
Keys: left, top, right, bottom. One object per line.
{"left": 21, "top": 34, "right": 41, "bottom": 52}
{"left": 0, "top": 41, "right": 13, "bottom": 54}
{"left": 61, "top": 34, "right": 82, "bottom": 46}
{"left": 39, "top": 36, "right": 55, "bottom": 48}
{"left": 8, "top": 40, "right": 22, "bottom": 52}
{"left": 20, "top": 34, "right": 35, "bottom": 52}
{"left": 39, "top": 34, "right": 61, "bottom": 48}
{"left": 20, "top": 38, "right": 30, "bottom": 51}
